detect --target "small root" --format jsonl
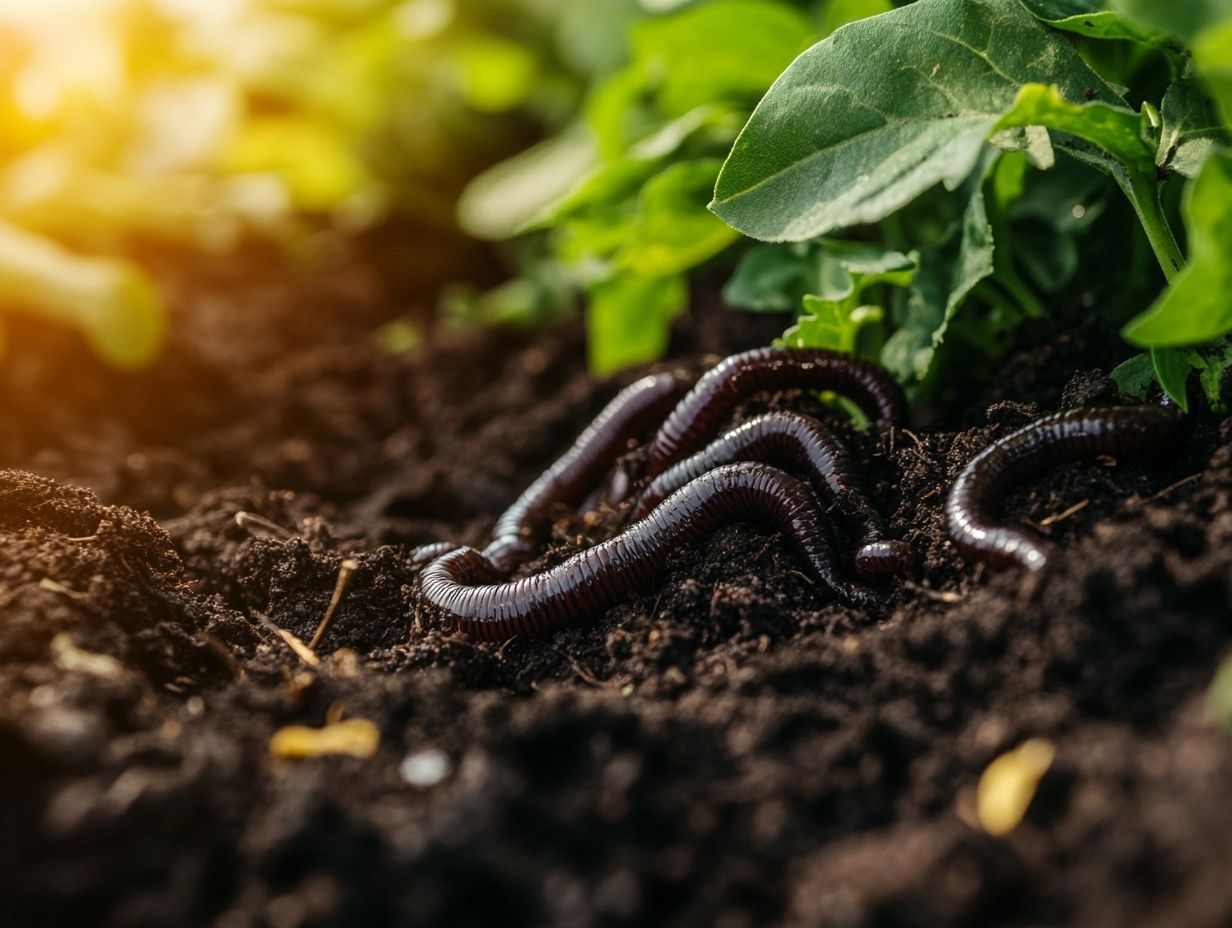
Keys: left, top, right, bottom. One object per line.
{"left": 1037, "top": 499, "right": 1089, "bottom": 527}
{"left": 235, "top": 511, "right": 295, "bottom": 540}
{"left": 309, "top": 558, "right": 360, "bottom": 652}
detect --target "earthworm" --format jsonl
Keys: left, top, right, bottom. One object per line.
{"left": 633, "top": 411, "right": 914, "bottom": 578}
{"left": 647, "top": 347, "right": 908, "bottom": 475}
{"left": 400, "top": 370, "right": 693, "bottom": 574}
{"left": 945, "top": 404, "right": 1184, "bottom": 571}
{"left": 408, "top": 372, "right": 694, "bottom": 572}
{"left": 410, "top": 542, "right": 457, "bottom": 567}
{"left": 420, "top": 462, "right": 877, "bottom": 640}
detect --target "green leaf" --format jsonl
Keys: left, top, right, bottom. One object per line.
{"left": 779, "top": 241, "right": 916, "bottom": 353}
{"left": 724, "top": 239, "right": 916, "bottom": 314}
{"left": 614, "top": 159, "right": 740, "bottom": 277}
{"left": 1156, "top": 74, "right": 1229, "bottom": 178}
{"left": 1110, "top": 351, "right": 1155, "bottom": 399}
{"left": 710, "top": 0, "right": 1122, "bottom": 242}
{"left": 0, "top": 220, "right": 165, "bottom": 369}
{"left": 1018, "top": 0, "right": 1166, "bottom": 43}
{"left": 813, "top": 241, "right": 918, "bottom": 300}
{"left": 1152, "top": 346, "right": 1192, "bottom": 409}
{"left": 1196, "top": 340, "right": 1232, "bottom": 410}
{"left": 1123, "top": 149, "right": 1232, "bottom": 346}
{"left": 723, "top": 244, "right": 812, "bottom": 312}
{"left": 456, "top": 127, "right": 598, "bottom": 240}
{"left": 630, "top": 0, "right": 815, "bottom": 117}
{"left": 1194, "top": 18, "right": 1232, "bottom": 126}
{"left": 543, "top": 106, "right": 737, "bottom": 234}
{"left": 783, "top": 299, "right": 885, "bottom": 353}
{"left": 993, "top": 84, "right": 1151, "bottom": 167}
{"left": 1111, "top": 0, "right": 1232, "bottom": 41}
{"left": 587, "top": 273, "right": 687, "bottom": 374}
{"left": 882, "top": 150, "right": 998, "bottom": 382}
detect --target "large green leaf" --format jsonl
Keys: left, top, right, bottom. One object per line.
{"left": 1018, "top": 0, "right": 1165, "bottom": 42}
{"left": 1157, "top": 74, "right": 1230, "bottom": 178}
{"left": 1123, "top": 149, "right": 1232, "bottom": 346}
{"left": 710, "top": 0, "right": 1122, "bottom": 242}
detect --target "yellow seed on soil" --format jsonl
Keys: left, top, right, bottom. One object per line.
{"left": 976, "top": 738, "right": 1056, "bottom": 837}
{"left": 1208, "top": 656, "right": 1232, "bottom": 733}
{"left": 270, "top": 718, "right": 379, "bottom": 760}
{"left": 50, "top": 633, "right": 124, "bottom": 678}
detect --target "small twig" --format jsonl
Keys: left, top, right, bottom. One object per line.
{"left": 551, "top": 647, "right": 606, "bottom": 688}
{"left": 257, "top": 615, "right": 319, "bottom": 668}
{"left": 38, "top": 578, "right": 88, "bottom": 600}
{"left": 901, "top": 429, "right": 931, "bottom": 465}
{"left": 309, "top": 559, "right": 360, "bottom": 652}
{"left": 1152, "top": 472, "right": 1201, "bottom": 500}
{"left": 235, "top": 511, "right": 295, "bottom": 540}
{"left": 1038, "top": 499, "right": 1089, "bottom": 527}
{"left": 902, "top": 579, "right": 963, "bottom": 603}
{"left": 786, "top": 569, "right": 816, "bottom": 587}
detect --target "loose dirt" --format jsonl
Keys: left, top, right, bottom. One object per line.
{"left": 2, "top": 254, "right": 1230, "bottom": 928}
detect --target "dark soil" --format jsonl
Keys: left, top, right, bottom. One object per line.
{"left": 2, "top": 253, "right": 1231, "bottom": 928}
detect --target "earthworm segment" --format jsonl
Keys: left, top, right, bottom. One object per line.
{"left": 483, "top": 369, "right": 695, "bottom": 571}
{"left": 420, "top": 462, "right": 876, "bottom": 640}
{"left": 409, "top": 371, "right": 695, "bottom": 572}
{"left": 646, "top": 347, "right": 909, "bottom": 475}
{"left": 633, "top": 411, "right": 913, "bottom": 579}
{"left": 944, "top": 404, "right": 1184, "bottom": 571}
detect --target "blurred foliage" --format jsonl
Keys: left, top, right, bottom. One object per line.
{"left": 0, "top": 0, "right": 594, "bottom": 365}
{"left": 455, "top": 0, "right": 894, "bottom": 374}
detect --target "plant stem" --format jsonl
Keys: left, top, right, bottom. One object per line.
{"left": 1120, "top": 168, "right": 1186, "bottom": 283}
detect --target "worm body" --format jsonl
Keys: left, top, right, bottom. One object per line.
{"left": 410, "top": 541, "right": 458, "bottom": 566}
{"left": 634, "top": 411, "right": 914, "bottom": 578}
{"left": 945, "top": 404, "right": 1184, "bottom": 571}
{"left": 421, "top": 462, "right": 876, "bottom": 640}
{"left": 647, "top": 347, "right": 908, "bottom": 475}
{"left": 481, "top": 370, "right": 694, "bottom": 571}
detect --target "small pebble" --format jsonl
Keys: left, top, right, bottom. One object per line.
{"left": 400, "top": 748, "right": 451, "bottom": 787}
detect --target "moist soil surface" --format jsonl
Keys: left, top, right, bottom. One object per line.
{"left": 2, "top": 250, "right": 1231, "bottom": 928}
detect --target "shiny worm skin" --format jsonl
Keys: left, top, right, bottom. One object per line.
{"left": 646, "top": 347, "right": 909, "bottom": 476}
{"left": 483, "top": 369, "right": 695, "bottom": 571}
{"left": 409, "top": 370, "right": 695, "bottom": 571}
{"left": 633, "top": 411, "right": 914, "bottom": 578}
{"left": 945, "top": 404, "right": 1184, "bottom": 571}
{"left": 421, "top": 462, "right": 877, "bottom": 640}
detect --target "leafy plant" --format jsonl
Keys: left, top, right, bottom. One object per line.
{"left": 710, "top": 0, "right": 1232, "bottom": 407}
{"left": 457, "top": 0, "right": 893, "bottom": 374}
